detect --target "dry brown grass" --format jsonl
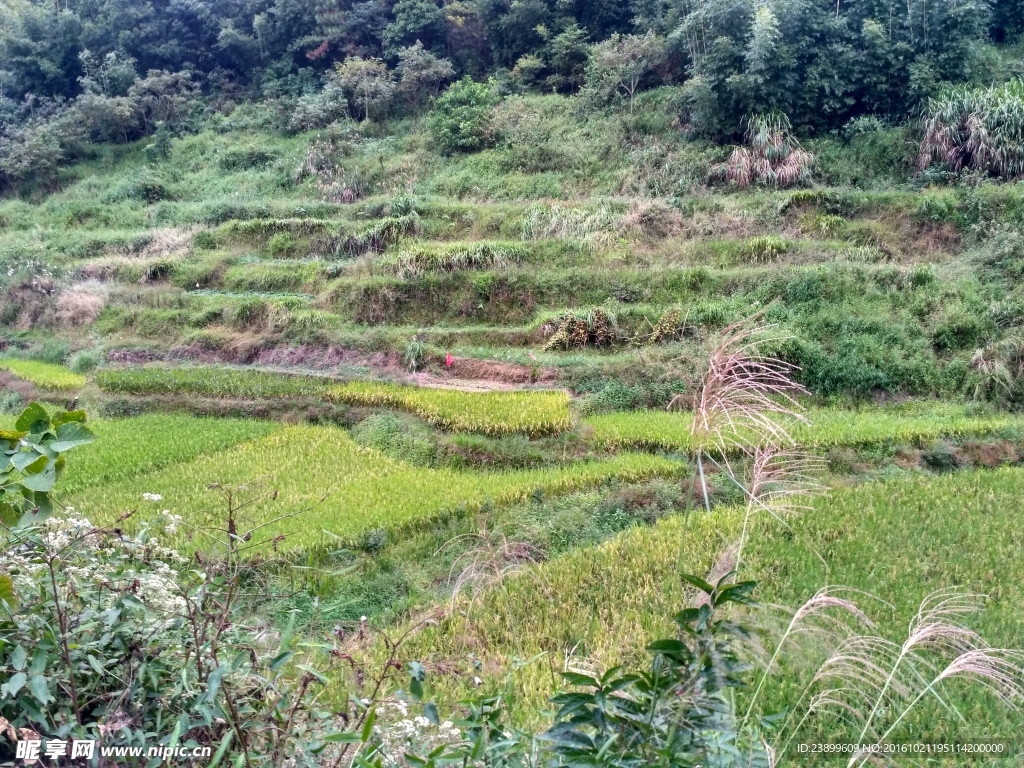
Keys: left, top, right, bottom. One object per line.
{"left": 55, "top": 282, "right": 108, "bottom": 327}
{"left": 137, "top": 228, "right": 195, "bottom": 259}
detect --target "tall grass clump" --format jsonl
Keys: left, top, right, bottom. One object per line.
{"left": 379, "top": 242, "right": 527, "bottom": 278}
{"left": 718, "top": 113, "right": 814, "bottom": 188}
{"left": 920, "top": 79, "right": 1024, "bottom": 179}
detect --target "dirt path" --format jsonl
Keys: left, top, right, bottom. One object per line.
{"left": 406, "top": 372, "right": 520, "bottom": 392}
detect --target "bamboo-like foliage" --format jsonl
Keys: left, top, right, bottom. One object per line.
{"left": 719, "top": 113, "right": 814, "bottom": 188}
{"left": 919, "top": 79, "right": 1024, "bottom": 179}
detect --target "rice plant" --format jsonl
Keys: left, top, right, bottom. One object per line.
{"left": 0, "top": 358, "right": 86, "bottom": 391}
{"left": 96, "top": 365, "right": 334, "bottom": 399}
{"left": 586, "top": 403, "right": 1022, "bottom": 453}
{"left": 919, "top": 79, "right": 1024, "bottom": 179}
{"left": 69, "top": 425, "right": 678, "bottom": 553}
{"left": 56, "top": 414, "right": 281, "bottom": 496}
{"left": 328, "top": 381, "right": 572, "bottom": 436}
{"left": 403, "top": 466, "right": 1024, "bottom": 731}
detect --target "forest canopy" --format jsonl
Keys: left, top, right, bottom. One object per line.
{"left": 0, "top": 0, "right": 1023, "bottom": 188}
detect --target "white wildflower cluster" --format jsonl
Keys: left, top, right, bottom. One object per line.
{"left": 160, "top": 509, "right": 183, "bottom": 534}
{"left": 142, "top": 493, "right": 163, "bottom": 502}
{"left": 0, "top": 512, "right": 189, "bottom": 628}
{"left": 41, "top": 512, "right": 96, "bottom": 552}
{"left": 136, "top": 564, "right": 188, "bottom": 618}
{"left": 0, "top": 549, "right": 47, "bottom": 594}
{"left": 373, "top": 700, "right": 463, "bottom": 767}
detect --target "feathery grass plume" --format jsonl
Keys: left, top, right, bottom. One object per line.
{"left": 743, "top": 587, "right": 879, "bottom": 728}
{"left": 437, "top": 524, "right": 542, "bottom": 610}
{"left": 970, "top": 343, "right": 1018, "bottom": 402}
{"left": 919, "top": 79, "right": 1024, "bottom": 179}
{"left": 682, "top": 309, "right": 809, "bottom": 460}
{"left": 772, "top": 589, "right": 1024, "bottom": 764}
{"left": 718, "top": 113, "right": 814, "bottom": 188}
{"left": 733, "top": 443, "right": 825, "bottom": 572}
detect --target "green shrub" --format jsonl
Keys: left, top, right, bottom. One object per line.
{"left": 351, "top": 412, "right": 437, "bottom": 466}
{"left": 428, "top": 78, "right": 498, "bottom": 154}
{"left": 68, "top": 348, "right": 102, "bottom": 374}
{"left": 267, "top": 232, "right": 296, "bottom": 257}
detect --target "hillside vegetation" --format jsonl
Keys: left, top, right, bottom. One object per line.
{"left": 4, "top": 0, "right": 1024, "bottom": 764}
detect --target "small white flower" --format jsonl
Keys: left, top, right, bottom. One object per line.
{"left": 142, "top": 493, "right": 163, "bottom": 502}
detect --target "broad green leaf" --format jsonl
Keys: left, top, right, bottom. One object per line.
{"left": 321, "top": 731, "right": 363, "bottom": 744}
{"left": 20, "top": 468, "right": 56, "bottom": 493}
{"left": 28, "top": 675, "right": 52, "bottom": 705}
{"left": 296, "top": 664, "right": 328, "bottom": 684}
{"left": 424, "top": 702, "right": 439, "bottom": 725}
{"left": 11, "top": 645, "right": 27, "bottom": 671}
{"left": 50, "top": 422, "right": 96, "bottom": 452}
{"left": 1, "top": 672, "right": 26, "bottom": 697}
{"left": 360, "top": 707, "right": 376, "bottom": 742}
{"left": 206, "top": 730, "right": 233, "bottom": 768}
{"left": 680, "top": 573, "right": 715, "bottom": 595}
{"left": 14, "top": 403, "right": 49, "bottom": 434}
{"left": 12, "top": 453, "right": 48, "bottom": 475}
{"left": 561, "top": 672, "right": 600, "bottom": 688}
{"left": 269, "top": 651, "right": 294, "bottom": 671}
{"left": 51, "top": 409, "right": 86, "bottom": 427}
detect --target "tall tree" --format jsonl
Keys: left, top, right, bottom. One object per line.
{"left": 586, "top": 31, "right": 665, "bottom": 113}
{"left": 332, "top": 55, "right": 394, "bottom": 120}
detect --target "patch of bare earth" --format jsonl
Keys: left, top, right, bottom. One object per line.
{"left": 406, "top": 357, "right": 559, "bottom": 392}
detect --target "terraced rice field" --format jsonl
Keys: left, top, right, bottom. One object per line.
{"left": 69, "top": 422, "right": 678, "bottom": 551}
{"left": 0, "top": 359, "right": 86, "bottom": 391}
{"left": 586, "top": 403, "right": 1024, "bottom": 452}
{"left": 408, "top": 466, "right": 1024, "bottom": 740}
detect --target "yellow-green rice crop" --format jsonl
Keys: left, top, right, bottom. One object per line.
{"left": 586, "top": 403, "right": 1023, "bottom": 453}
{"left": 0, "top": 359, "right": 86, "bottom": 391}
{"left": 328, "top": 382, "right": 573, "bottom": 436}
{"left": 70, "top": 425, "right": 677, "bottom": 552}
{"left": 401, "top": 506, "right": 744, "bottom": 723}
{"left": 56, "top": 414, "right": 281, "bottom": 496}
{"left": 95, "top": 365, "right": 333, "bottom": 399}
{"left": 409, "top": 466, "right": 1024, "bottom": 728}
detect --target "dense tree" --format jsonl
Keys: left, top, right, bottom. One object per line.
{"left": 333, "top": 55, "right": 394, "bottom": 120}
{"left": 395, "top": 42, "right": 455, "bottom": 108}
{"left": 382, "top": 0, "right": 446, "bottom": 55}
{"left": 0, "top": 0, "right": 1015, "bottom": 164}
{"left": 586, "top": 31, "right": 665, "bottom": 113}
